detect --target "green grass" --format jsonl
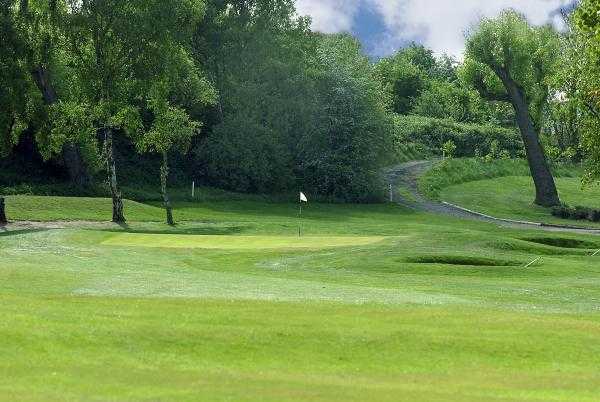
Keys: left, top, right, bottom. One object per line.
{"left": 441, "top": 176, "right": 600, "bottom": 227}
{"left": 102, "top": 233, "right": 389, "bottom": 249}
{"left": 1, "top": 197, "right": 600, "bottom": 400}
{"left": 420, "top": 158, "right": 580, "bottom": 199}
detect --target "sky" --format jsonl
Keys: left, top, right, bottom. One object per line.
{"left": 294, "top": 0, "right": 578, "bottom": 59}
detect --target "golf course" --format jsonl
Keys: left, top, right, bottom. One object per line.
{"left": 3, "top": 0, "right": 600, "bottom": 400}
{"left": 2, "top": 160, "right": 600, "bottom": 400}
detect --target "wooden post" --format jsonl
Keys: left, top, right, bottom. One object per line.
{"left": 389, "top": 183, "right": 393, "bottom": 203}
{"left": 0, "top": 197, "right": 6, "bottom": 224}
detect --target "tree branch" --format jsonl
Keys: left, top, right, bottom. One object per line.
{"left": 471, "top": 73, "right": 510, "bottom": 102}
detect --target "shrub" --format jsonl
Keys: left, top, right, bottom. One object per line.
{"left": 392, "top": 114, "right": 521, "bottom": 159}
{"left": 441, "top": 140, "right": 457, "bottom": 159}
{"left": 551, "top": 204, "right": 600, "bottom": 223}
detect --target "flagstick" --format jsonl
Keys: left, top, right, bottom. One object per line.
{"left": 298, "top": 201, "right": 302, "bottom": 237}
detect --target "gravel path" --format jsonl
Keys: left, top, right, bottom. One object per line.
{"left": 385, "top": 160, "right": 600, "bottom": 236}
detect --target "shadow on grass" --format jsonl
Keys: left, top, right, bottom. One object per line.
{"left": 0, "top": 228, "right": 50, "bottom": 237}
{"left": 101, "top": 225, "right": 249, "bottom": 236}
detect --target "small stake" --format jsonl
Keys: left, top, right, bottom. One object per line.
{"left": 389, "top": 183, "right": 393, "bottom": 203}
{"left": 192, "top": 181, "right": 195, "bottom": 198}
{"left": 523, "top": 257, "right": 541, "bottom": 268}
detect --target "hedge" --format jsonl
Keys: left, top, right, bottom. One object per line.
{"left": 392, "top": 114, "right": 522, "bottom": 158}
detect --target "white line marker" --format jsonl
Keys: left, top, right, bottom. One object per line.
{"left": 523, "top": 257, "right": 541, "bottom": 268}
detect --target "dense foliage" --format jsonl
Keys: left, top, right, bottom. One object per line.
{"left": 392, "top": 115, "right": 522, "bottom": 159}
{"left": 572, "top": 0, "right": 600, "bottom": 183}
{"left": 3, "top": 1, "right": 600, "bottom": 217}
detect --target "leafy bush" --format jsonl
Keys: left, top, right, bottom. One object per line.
{"left": 392, "top": 114, "right": 522, "bottom": 159}
{"left": 552, "top": 205, "right": 600, "bottom": 223}
{"left": 441, "top": 140, "right": 457, "bottom": 158}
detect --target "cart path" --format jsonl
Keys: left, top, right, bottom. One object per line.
{"left": 385, "top": 160, "right": 600, "bottom": 235}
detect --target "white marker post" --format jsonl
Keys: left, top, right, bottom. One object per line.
{"left": 523, "top": 257, "right": 541, "bottom": 268}
{"left": 192, "top": 181, "right": 195, "bottom": 199}
{"left": 299, "top": 192, "right": 308, "bottom": 237}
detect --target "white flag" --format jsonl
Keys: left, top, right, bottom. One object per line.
{"left": 300, "top": 192, "right": 308, "bottom": 202}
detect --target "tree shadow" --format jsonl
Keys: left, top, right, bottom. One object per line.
{"left": 0, "top": 228, "right": 50, "bottom": 237}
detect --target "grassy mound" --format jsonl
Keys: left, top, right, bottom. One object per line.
{"left": 419, "top": 158, "right": 579, "bottom": 199}
{"left": 440, "top": 176, "right": 600, "bottom": 227}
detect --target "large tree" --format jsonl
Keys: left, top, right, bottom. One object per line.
{"left": 1, "top": 0, "right": 34, "bottom": 223}
{"left": 49, "top": 0, "right": 209, "bottom": 223}
{"left": 572, "top": 0, "right": 600, "bottom": 182}
{"left": 10, "top": 0, "right": 92, "bottom": 188}
{"left": 464, "top": 10, "right": 561, "bottom": 207}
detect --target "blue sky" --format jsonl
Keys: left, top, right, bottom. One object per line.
{"left": 295, "top": 0, "right": 577, "bottom": 58}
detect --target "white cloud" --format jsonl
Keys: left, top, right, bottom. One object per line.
{"left": 295, "top": 0, "right": 571, "bottom": 57}
{"left": 295, "top": 0, "right": 361, "bottom": 33}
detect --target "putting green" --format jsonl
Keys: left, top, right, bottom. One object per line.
{"left": 101, "top": 233, "right": 389, "bottom": 249}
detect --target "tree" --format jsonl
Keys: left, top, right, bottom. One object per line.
{"left": 51, "top": 0, "right": 208, "bottom": 223}
{"left": 137, "top": 97, "right": 202, "bottom": 225}
{"left": 1, "top": 0, "right": 33, "bottom": 224}
{"left": 299, "top": 34, "right": 393, "bottom": 201}
{"left": 195, "top": 2, "right": 393, "bottom": 201}
{"left": 12, "top": 0, "right": 92, "bottom": 188}
{"left": 464, "top": 10, "right": 561, "bottom": 207}
{"left": 412, "top": 80, "right": 485, "bottom": 123}
{"left": 572, "top": 0, "right": 600, "bottom": 181}
{"left": 374, "top": 53, "right": 427, "bottom": 115}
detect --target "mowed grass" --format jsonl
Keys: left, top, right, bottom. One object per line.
{"left": 441, "top": 176, "right": 600, "bottom": 227}
{"left": 103, "top": 233, "right": 389, "bottom": 249}
{"left": 2, "top": 196, "right": 600, "bottom": 400}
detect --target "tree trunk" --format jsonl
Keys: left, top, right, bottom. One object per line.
{"left": 496, "top": 68, "right": 561, "bottom": 207}
{"left": 160, "top": 152, "right": 174, "bottom": 226}
{"left": 104, "top": 129, "right": 126, "bottom": 223}
{"left": 32, "top": 66, "right": 91, "bottom": 188}
{"left": 62, "top": 143, "right": 91, "bottom": 188}
{"left": 0, "top": 197, "right": 7, "bottom": 225}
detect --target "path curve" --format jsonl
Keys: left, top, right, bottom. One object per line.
{"left": 385, "top": 160, "right": 600, "bottom": 236}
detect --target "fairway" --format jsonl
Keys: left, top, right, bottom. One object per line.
{"left": 102, "top": 233, "right": 389, "bottom": 249}
{"left": 2, "top": 203, "right": 600, "bottom": 401}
